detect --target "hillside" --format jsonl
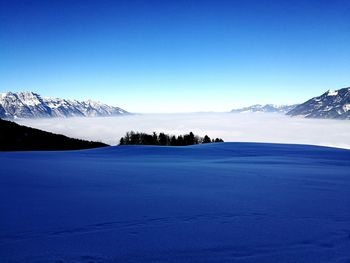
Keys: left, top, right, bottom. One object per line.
{"left": 0, "top": 118, "right": 108, "bottom": 151}
{"left": 1, "top": 143, "right": 350, "bottom": 262}
{"left": 287, "top": 87, "right": 350, "bottom": 119}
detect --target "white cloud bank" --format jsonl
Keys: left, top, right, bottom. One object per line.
{"left": 16, "top": 113, "right": 350, "bottom": 149}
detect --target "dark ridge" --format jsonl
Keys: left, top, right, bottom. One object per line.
{"left": 0, "top": 118, "right": 108, "bottom": 151}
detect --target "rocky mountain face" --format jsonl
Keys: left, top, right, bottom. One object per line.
{"left": 0, "top": 92, "right": 128, "bottom": 119}
{"left": 287, "top": 87, "right": 350, "bottom": 120}
{"left": 231, "top": 104, "right": 297, "bottom": 113}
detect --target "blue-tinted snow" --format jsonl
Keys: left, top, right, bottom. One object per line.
{"left": 0, "top": 143, "right": 350, "bottom": 262}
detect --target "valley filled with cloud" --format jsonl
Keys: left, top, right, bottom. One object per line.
{"left": 17, "top": 113, "right": 350, "bottom": 149}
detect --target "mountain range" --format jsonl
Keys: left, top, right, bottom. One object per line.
{"left": 231, "top": 104, "right": 297, "bottom": 113}
{"left": 0, "top": 92, "right": 128, "bottom": 119}
{"left": 287, "top": 87, "right": 350, "bottom": 120}
{"left": 2, "top": 88, "right": 350, "bottom": 120}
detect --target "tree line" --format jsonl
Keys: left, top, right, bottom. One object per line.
{"left": 119, "top": 131, "right": 224, "bottom": 146}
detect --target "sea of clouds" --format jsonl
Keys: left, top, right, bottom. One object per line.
{"left": 16, "top": 113, "right": 350, "bottom": 149}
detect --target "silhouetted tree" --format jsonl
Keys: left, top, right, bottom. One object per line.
{"left": 203, "top": 135, "right": 211, "bottom": 143}
{"left": 141, "top": 133, "right": 153, "bottom": 145}
{"left": 158, "top": 132, "right": 169, "bottom": 145}
{"left": 177, "top": 135, "right": 185, "bottom": 146}
{"left": 129, "top": 131, "right": 139, "bottom": 144}
{"left": 170, "top": 135, "right": 177, "bottom": 146}
{"left": 152, "top": 132, "right": 159, "bottom": 145}
{"left": 118, "top": 131, "right": 223, "bottom": 146}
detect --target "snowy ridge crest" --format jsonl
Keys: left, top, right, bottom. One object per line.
{"left": 0, "top": 91, "right": 129, "bottom": 119}
{"left": 287, "top": 87, "right": 350, "bottom": 120}
{"left": 231, "top": 104, "right": 298, "bottom": 113}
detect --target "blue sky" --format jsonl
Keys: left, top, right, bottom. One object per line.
{"left": 1, "top": 0, "right": 350, "bottom": 112}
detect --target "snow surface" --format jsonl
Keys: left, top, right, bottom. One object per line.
{"left": 16, "top": 113, "right": 350, "bottom": 149}
{"left": 327, "top": 90, "right": 338, "bottom": 96}
{"left": 343, "top": 104, "right": 350, "bottom": 112}
{"left": 0, "top": 143, "right": 350, "bottom": 262}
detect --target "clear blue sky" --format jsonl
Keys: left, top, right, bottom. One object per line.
{"left": 1, "top": 0, "right": 349, "bottom": 112}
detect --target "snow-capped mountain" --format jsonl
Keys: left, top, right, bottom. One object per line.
{"left": 287, "top": 87, "right": 350, "bottom": 120}
{"left": 231, "top": 104, "right": 297, "bottom": 113}
{"left": 0, "top": 91, "right": 128, "bottom": 119}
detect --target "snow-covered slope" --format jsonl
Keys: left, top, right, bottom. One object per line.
{"left": 1, "top": 143, "right": 350, "bottom": 262}
{"left": 231, "top": 104, "right": 297, "bottom": 113}
{"left": 287, "top": 87, "right": 350, "bottom": 119}
{"left": 0, "top": 91, "right": 128, "bottom": 118}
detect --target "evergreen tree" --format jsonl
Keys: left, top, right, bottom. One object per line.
{"left": 158, "top": 132, "right": 168, "bottom": 145}
{"left": 189, "top": 132, "right": 195, "bottom": 144}
{"left": 142, "top": 134, "right": 153, "bottom": 145}
{"left": 177, "top": 135, "right": 184, "bottom": 146}
{"left": 152, "top": 132, "right": 159, "bottom": 145}
{"left": 124, "top": 132, "right": 131, "bottom": 144}
{"left": 118, "top": 131, "right": 223, "bottom": 146}
{"left": 170, "top": 135, "right": 177, "bottom": 146}
{"left": 129, "top": 131, "right": 139, "bottom": 144}
{"left": 203, "top": 135, "right": 211, "bottom": 143}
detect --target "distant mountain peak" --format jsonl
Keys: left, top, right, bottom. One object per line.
{"left": 287, "top": 87, "right": 350, "bottom": 119}
{"left": 231, "top": 104, "right": 298, "bottom": 113}
{"left": 0, "top": 91, "right": 129, "bottom": 119}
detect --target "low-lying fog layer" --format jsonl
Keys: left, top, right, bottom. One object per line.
{"left": 16, "top": 113, "right": 350, "bottom": 149}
